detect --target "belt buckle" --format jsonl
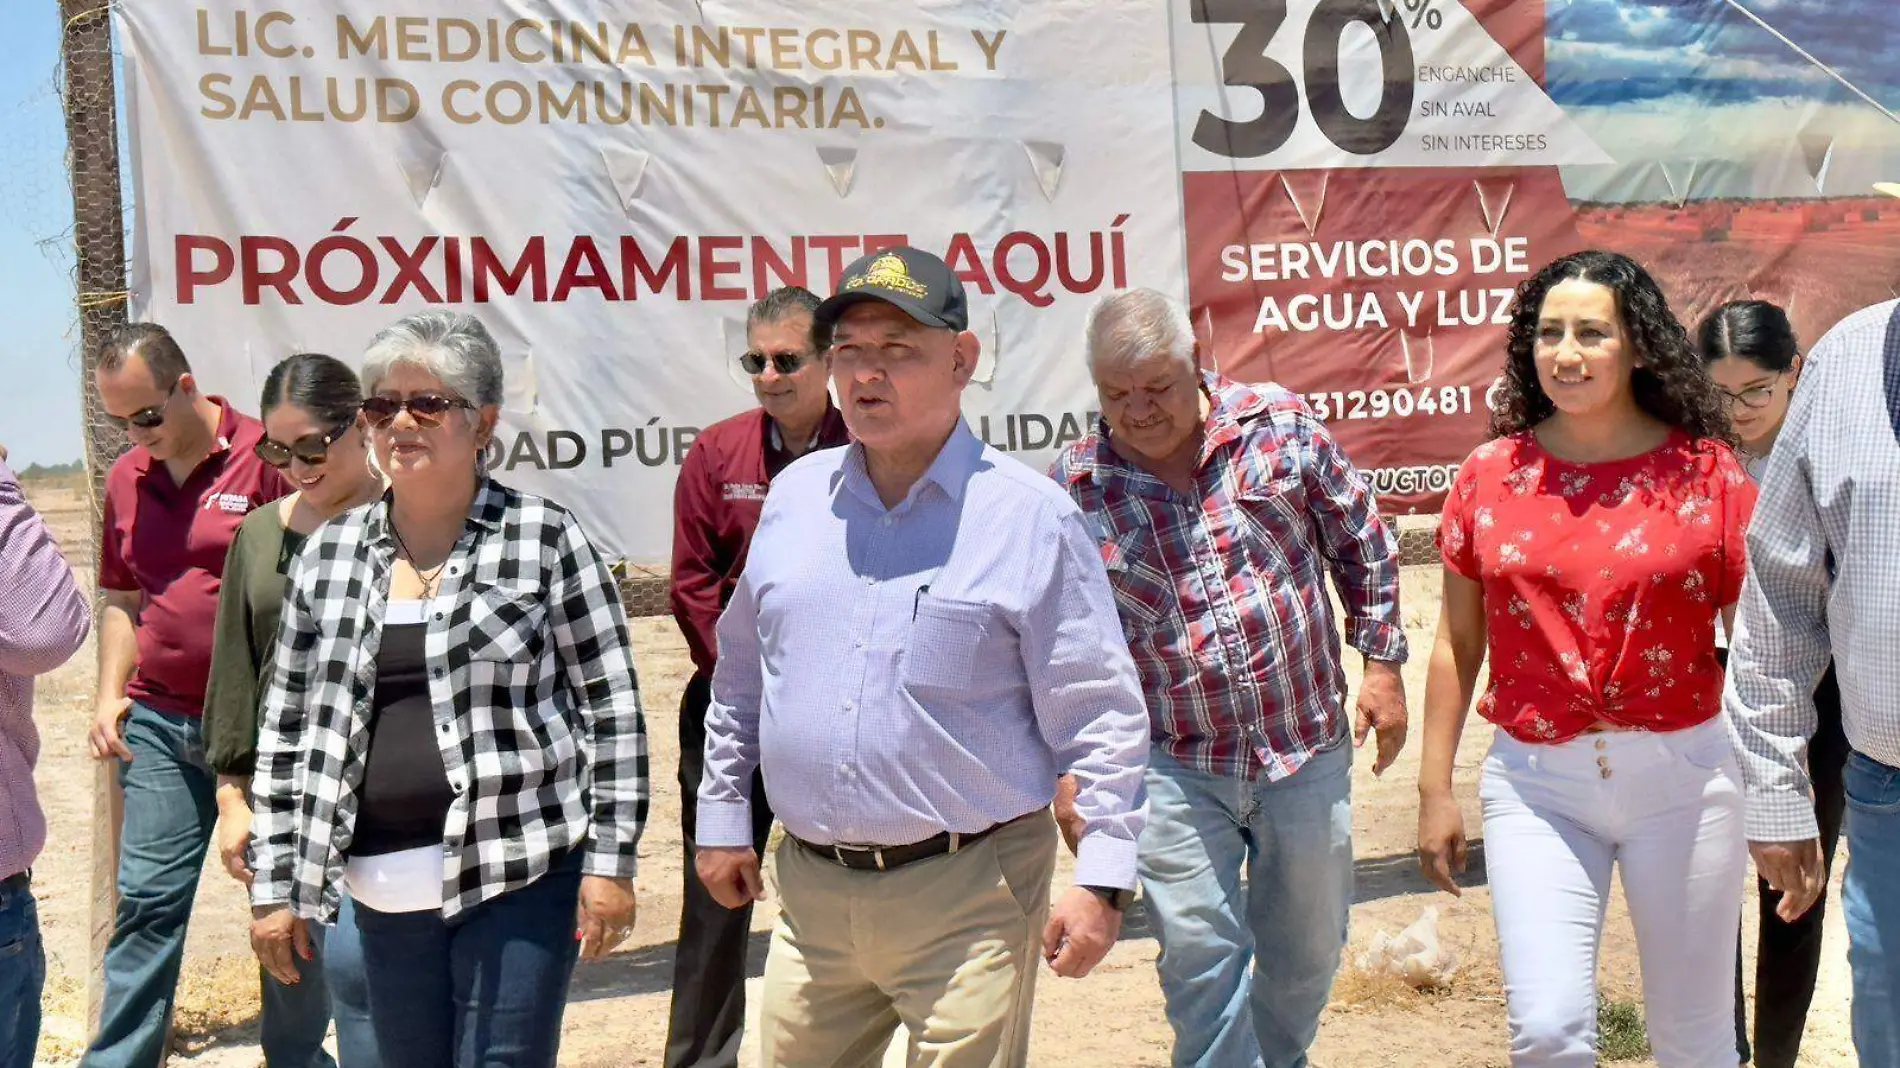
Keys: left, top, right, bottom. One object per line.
{"left": 831, "top": 845, "right": 887, "bottom": 871}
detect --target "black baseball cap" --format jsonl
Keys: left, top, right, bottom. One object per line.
{"left": 814, "top": 247, "right": 969, "bottom": 333}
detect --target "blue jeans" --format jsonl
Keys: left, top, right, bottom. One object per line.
{"left": 323, "top": 894, "right": 381, "bottom": 1068}
{"left": 1844, "top": 750, "right": 1900, "bottom": 1068}
{"left": 84, "top": 704, "right": 336, "bottom": 1068}
{"left": 0, "top": 875, "right": 45, "bottom": 1068}
{"left": 351, "top": 848, "right": 583, "bottom": 1068}
{"left": 1137, "top": 742, "right": 1354, "bottom": 1068}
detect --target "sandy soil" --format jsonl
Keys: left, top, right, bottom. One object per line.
{"left": 20, "top": 479, "right": 1853, "bottom": 1067}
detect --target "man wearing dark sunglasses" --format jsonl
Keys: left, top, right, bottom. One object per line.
{"left": 664, "top": 285, "right": 848, "bottom": 1068}
{"left": 83, "top": 323, "right": 292, "bottom": 1068}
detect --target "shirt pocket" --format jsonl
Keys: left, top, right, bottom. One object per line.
{"left": 902, "top": 594, "right": 995, "bottom": 692}
{"left": 1101, "top": 530, "right": 1172, "bottom": 637}
{"left": 465, "top": 584, "right": 549, "bottom": 665}
{"left": 1233, "top": 474, "right": 1308, "bottom": 576}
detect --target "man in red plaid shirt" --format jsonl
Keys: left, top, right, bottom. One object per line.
{"left": 1050, "top": 288, "right": 1409, "bottom": 1068}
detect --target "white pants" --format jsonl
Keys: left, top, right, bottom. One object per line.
{"left": 1479, "top": 718, "right": 1746, "bottom": 1068}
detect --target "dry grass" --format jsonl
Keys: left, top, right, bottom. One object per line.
{"left": 32, "top": 956, "right": 264, "bottom": 1066}
{"left": 36, "top": 971, "right": 89, "bottom": 1064}
{"left": 1332, "top": 906, "right": 1506, "bottom": 1015}
{"left": 1328, "top": 960, "right": 1453, "bottom": 1012}
{"left": 173, "top": 954, "right": 265, "bottom": 1041}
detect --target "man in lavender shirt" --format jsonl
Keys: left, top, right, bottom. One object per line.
{"left": 695, "top": 248, "right": 1151, "bottom": 1068}
{"left": 0, "top": 446, "right": 94, "bottom": 1068}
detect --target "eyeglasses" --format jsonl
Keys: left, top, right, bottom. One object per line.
{"left": 105, "top": 381, "right": 179, "bottom": 432}
{"left": 254, "top": 420, "right": 357, "bottom": 469}
{"left": 1719, "top": 376, "right": 1784, "bottom": 410}
{"left": 360, "top": 394, "right": 474, "bottom": 429}
{"left": 740, "top": 350, "right": 812, "bottom": 376}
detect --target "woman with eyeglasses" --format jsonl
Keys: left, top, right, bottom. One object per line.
{"left": 202, "top": 352, "right": 383, "bottom": 1067}
{"left": 1698, "top": 300, "right": 1844, "bottom": 1068}
{"left": 245, "top": 311, "right": 648, "bottom": 1068}
{"left": 1700, "top": 300, "right": 1803, "bottom": 478}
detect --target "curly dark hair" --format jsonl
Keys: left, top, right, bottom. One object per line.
{"left": 1488, "top": 249, "right": 1734, "bottom": 445}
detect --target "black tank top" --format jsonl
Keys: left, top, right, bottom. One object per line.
{"left": 348, "top": 619, "right": 455, "bottom": 857}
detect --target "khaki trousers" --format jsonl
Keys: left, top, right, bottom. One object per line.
{"left": 760, "top": 811, "right": 1058, "bottom": 1068}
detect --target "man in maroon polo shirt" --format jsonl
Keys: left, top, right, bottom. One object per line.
{"left": 78, "top": 324, "right": 317, "bottom": 1068}
{"left": 665, "top": 286, "right": 849, "bottom": 1068}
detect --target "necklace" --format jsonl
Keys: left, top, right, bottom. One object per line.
{"left": 389, "top": 518, "right": 451, "bottom": 598}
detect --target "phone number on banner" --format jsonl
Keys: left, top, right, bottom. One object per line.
{"left": 1303, "top": 386, "right": 1474, "bottom": 422}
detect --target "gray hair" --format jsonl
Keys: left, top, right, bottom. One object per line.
{"left": 360, "top": 311, "right": 504, "bottom": 407}
{"left": 1085, "top": 289, "right": 1198, "bottom": 375}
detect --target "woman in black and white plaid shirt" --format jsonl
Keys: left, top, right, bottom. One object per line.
{"left": 246, "top": 311, "right": 648, "bottom": 1068}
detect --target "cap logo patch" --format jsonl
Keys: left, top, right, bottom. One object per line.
{"left": 843, "top": 253, "right": 929, "bottom": 298}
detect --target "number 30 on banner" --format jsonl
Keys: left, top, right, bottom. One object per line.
{"left": 1190, "top": 0, "right": 1416, "bottom": 158}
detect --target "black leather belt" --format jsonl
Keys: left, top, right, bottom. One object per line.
{"left": 792, "top": 810, "right": 1042, "bottom": 873}
{"left": 1, "top": 871, "right": 27, "bottom": 893}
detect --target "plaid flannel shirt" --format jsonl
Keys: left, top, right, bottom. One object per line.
{"left": 1052, "top": 374, "right": 1407, "bottom": 780}
{"left": 1726, "top": 299, "right": 1900, "bottom": 841}
{"left": 250, "top": 478, "right": 649, "bottom": 922}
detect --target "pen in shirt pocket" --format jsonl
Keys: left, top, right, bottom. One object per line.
{"left": 913, "top": 584, "right": 929, "bottom": 621}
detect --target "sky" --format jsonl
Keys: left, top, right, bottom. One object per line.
{"left": 0, "top": 1, "right": 85, "bottom": 468}
{"left": 1547, "top": 0, "right": 1899, "bottom": 108}
{"left": 1547, "top": 0, "right": 1900, "bottom": 202}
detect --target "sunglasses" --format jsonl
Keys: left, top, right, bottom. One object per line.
{"left": 740, "top": 349, "right": 812, "bottom": 376}
{"left": 254, "top": 420, "right": 357, "bottom": 469}
{"left": 360, "top": 393, "right": 474, "bottom": 428}
{"left": 105, "top": 381, "right": 179, "bottom": 432}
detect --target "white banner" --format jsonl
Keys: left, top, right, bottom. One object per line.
{"left": 119, "top": 0, "right": 1187, "bottom": 565}
{"left": 121, "top": 0, "right": 1900, "bottom": 540}
{"left": 1170, "top": 0, "right": 1610, "bottom": 171}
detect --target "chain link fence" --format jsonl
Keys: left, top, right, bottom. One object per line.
{"left": 1393, "top": 521, "right": 1441, "bottom": 569}
{"left": 54, "top": 1, "right": 131, "bottom": 538}
{"left": 613, "top": 563, "right": 674, "bottom": 618}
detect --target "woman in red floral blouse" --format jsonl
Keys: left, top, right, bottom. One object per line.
{"left": 1417, "top": 250, "right": 1754, "bottom": 1068}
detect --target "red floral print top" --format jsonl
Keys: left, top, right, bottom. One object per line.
{"left": 1438, "top": 430, "right": 1755, "bottom": 743}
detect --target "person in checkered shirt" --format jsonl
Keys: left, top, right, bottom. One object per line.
{"left": 245, "top": 311, "right": 649, "bottom": 1068}
{"left": 1724, "top": 295, "right": 1900, "bottom": 1068}
{"left": 1051, "top": 288, "right": 1410, "bottom": 1068}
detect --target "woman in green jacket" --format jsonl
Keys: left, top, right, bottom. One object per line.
{"left": 203, "top": 352, "right": 384, "bottom": 1067}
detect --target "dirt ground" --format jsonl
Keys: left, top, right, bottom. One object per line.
{"left": 21, "top": 478, "right": 1854, "bottom": 1067}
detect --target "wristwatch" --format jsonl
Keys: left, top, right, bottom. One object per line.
{"left": 1081, "top": 884, "right": 1136, "bottom": 911}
